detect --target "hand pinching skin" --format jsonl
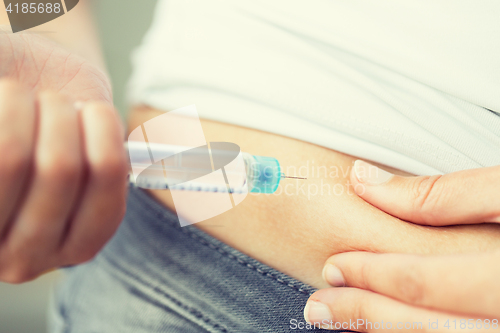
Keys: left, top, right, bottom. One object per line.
{"left": 304, "top": 161, "right": 500, "bottom": 332}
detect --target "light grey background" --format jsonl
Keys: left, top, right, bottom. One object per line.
{"left": 94, "top": 0, "right": 158, "bottom": 119}
{"left": 0, "top": 1, "right": 157, "bottom": 332}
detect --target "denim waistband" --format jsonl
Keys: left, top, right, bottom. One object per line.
{"left": 53, "top": 186, "right": 337, "bottom": 333}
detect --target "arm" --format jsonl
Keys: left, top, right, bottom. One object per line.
{"left": 0, "top": 0, "right": 105, "bottom": 69}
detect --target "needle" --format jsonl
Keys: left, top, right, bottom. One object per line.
{"left": 281, "top": 174, "right": 307, "bottom": 180}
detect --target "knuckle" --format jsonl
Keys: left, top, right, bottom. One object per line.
{"left": 0, "top": 82, "right": 33, "bottom": 120}
{"left": 354, "top": 297, "right": 367, "bottom": 323}
{"left": 109, "top": 201, "right": 127, "bottom": 232}
{"left": 38, "top": 90, "right": 70, "bottom": 105}
{"left": 410, "top": 175, "right": 444, "bottom": 223}
{"left": 73, "top": 251, "right": 96, "bottom": 264}
{"left": 350, "top": 290, "right": 372, "bottom": 330}
{"left": 117, "top": 200, "right": 127, "bottom": 221}
{"left": 360, "top": 260, "right": 375, "bottom": 290}
{"left": 81, "top": 101, "right": 115, "bottom": 121}
{"left": 0, "top": 263, "right": 35, "bottom": 284}
{"left": 63, "top": 246, "right": 99, "bottom": 265}
{"left": 84, "top": 101, "right": 112, "bottom": 112}
{"left": 0, "top": 138, "right": 30, "bottom": 178}
{"left": 396, "top": 263, "right": 426, "bottom": 305}
{"left": 105, "top": 194, "right": 128, "bottom": 221}
{"left": 91, "top": 150, "right": 128, "bottom": 184}
{"left": 0, "top": 78, "right": 23, "bottom": 94}
{"left": 37, "top": 151, "right": 81, "bottom": 186}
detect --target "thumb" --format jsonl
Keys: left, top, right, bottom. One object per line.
{"left": 350, "top": 160, "right": 500, "bottom": 226}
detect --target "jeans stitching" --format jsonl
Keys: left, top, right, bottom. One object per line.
{"left": 100, "top": 254, "right": 229, "bottom": 333}
{"left": 181, "top": 228, "right": 311, "bottom": 296}
{"left": 131, "top": 188, "right": 314, "bottom": 296}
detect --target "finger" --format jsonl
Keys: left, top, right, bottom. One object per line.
{"left": 1, "top": 91, "right": 83, "bottom": 280}
{"left": 0, "top": 79, "right": 36, "bottom": 235}
{"left": 350, "top": 160, "right": 500, "bottom": 226}
{"left": 305, "top": 288, "right": 496, "bottom": 332}
{"left": 323, "top": 251, "right": 500, "bottom": 318}
{"left": 59, "top": 102, "right": 128, "bottom": 265}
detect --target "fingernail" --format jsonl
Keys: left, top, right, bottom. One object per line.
{"left": 354, "top": 160, "right": 394, "bottom": 185}
{"left": 322, "top": 264, "right": 345, "bottom": 287}
{"left": 304, "top": 300, "right": 333, "bottom": 323}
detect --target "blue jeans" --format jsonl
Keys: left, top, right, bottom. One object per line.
{"left": 49, "top": 187, "right": 337, "bottom": 332}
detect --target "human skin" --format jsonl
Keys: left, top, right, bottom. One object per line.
{"left": 0, "top": 2, "right": 128, "bottom": 283}
{"left": 0, "top": 78, "right": 128, "bottom": 283}
{"left": 128, "top": 107, "right": 500, "bottom": 289}
{"left": 1, "top": 1, "right": 498, "bottom": 291}
{"left": 0, "top": 0, "right": 105, "bottom": 69}
{"left": 305, "top": 162, "right": 500, "bottom": 331}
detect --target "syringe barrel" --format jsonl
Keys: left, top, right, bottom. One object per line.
{"left": 127, "top": 142, "right": 282, "bottom": 194}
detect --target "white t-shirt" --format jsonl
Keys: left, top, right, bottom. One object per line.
{"left": 128, "top": 0, "right": 500, "bottom": 175}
